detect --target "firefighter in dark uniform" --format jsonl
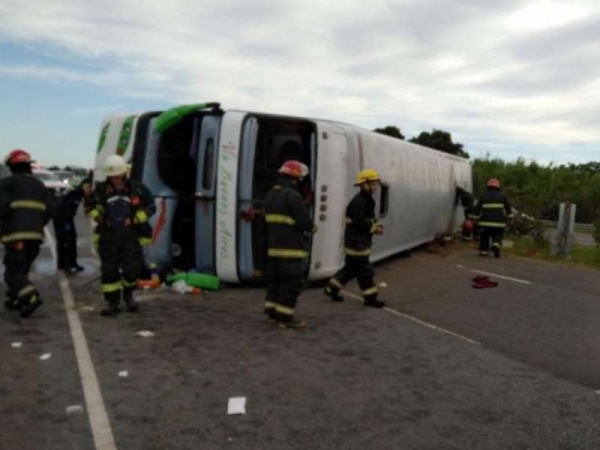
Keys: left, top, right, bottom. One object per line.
{"left": 88, "top": 155, "right": 155, "bottom": 316}
{"left": 0, "top": 149, "right": 53, "bottom": 317}
{"left": 324, "top": 168, "right": 385, "bottom": 308}
{"left": 474, "top": 178, "right": 513, "bottom": 258}
{"left": 53, "top": 176, "right": 93, "bottom": 272}
{"left": 456, "top": 186, "right": 477, "bottom": 240}
{"left": 263, "top": 160, "right": 316, "bottom": 329}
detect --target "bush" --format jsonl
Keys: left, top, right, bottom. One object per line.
{"left": 507, "top": 212, "right": 548, "bottom": 247}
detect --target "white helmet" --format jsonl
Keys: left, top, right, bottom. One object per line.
{"left": 102, "top": 155, "right": 129, "bottom": 177}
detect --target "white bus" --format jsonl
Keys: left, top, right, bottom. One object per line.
{"left": 94, "top": 103, "right": 472, "bottom": 283}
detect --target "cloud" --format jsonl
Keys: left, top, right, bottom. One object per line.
{"left": 0, "top": 0, "right": 599, "bottom": 163}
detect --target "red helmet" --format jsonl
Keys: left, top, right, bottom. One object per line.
{"left": 278, "top": 160, "right": 309, "bottom": 179}
{"left": 487, "top": 178, "right": 500, "bottom": 188}
{"left": 4, "top": 149, "right": 32, "bottom": 165}
{"left": 462, "top": 219, "right": 474, "bottom": 233}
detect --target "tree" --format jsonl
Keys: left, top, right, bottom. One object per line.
{"left": 47, "top": 165, "right": 61, "bottom": 171}
{"left": 409, "top": 129, "right": 469, "bottom": 159}
{"left": 373, "top": 126, "right": 405, "bottom": 140}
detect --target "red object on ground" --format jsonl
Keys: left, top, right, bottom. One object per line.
{"left": 471, "top": 275, "right": 499, "bottom": 289}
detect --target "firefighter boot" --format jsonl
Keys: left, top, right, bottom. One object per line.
{"left": 364, "top": 297, "right": 385, "bottom": 308}
{"left": 324, "top": 285, "right": 344, "bottom": 302}
{"left": 264, "top": 308, "right": 277, "bottom": 323}
{"left": 19, "top": 292, "right": 43, "bottom": 318}
{"left": 4, "top": 295, "right": 19, "bottom": 310}
{"left": 277, "top": 318, "right": 307, "bottom": 329}
{"left": 123, "top": 289, "right": 139, "bottom": 313}
{"left": 100, "top": 300, "right": 121, "bottom": 317}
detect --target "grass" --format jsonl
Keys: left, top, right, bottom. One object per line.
{"left": 507, "top": 236, "right": 600, "bottom": 270}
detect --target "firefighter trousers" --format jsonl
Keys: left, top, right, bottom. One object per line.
{"left": 53, "top": 218, "right": 78, "bottom": 269}
{"left": 327, "top": 255, "right": 378, "bottom": 301}
{"left": 265, "top": 258, "right": 305, "bottom": 322}
{"left": 3, "top": 240, "right": 41, "bottom": 304}
{"left": 98, "top": 227, "right": 143, "bottom": 305}
{"left": 479, "top": 227, "right": 504, "bottom": 254}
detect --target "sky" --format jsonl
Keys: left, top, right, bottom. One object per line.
{"left": 0, "top": 0, "right": 599, "bottom": 168}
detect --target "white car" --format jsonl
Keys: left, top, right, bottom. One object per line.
{"left": 32, "top": 168, "right": 73, "bottom": 197}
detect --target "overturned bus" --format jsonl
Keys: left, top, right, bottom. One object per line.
{"left": 94, "top": 103, "right": 472, "bottom": 283}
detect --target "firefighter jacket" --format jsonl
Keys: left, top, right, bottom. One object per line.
{"left": 344, "top": 189, "right": 379, "bottom": 256}
{"left": 87, "top": 179, "right": 156, "bottom": 238}
{"left": 54, "top": 187, "right": 83, "bottom": 224}
{"left": 265, "top": 177, "right": 314, "bottom": 258}
{"left": 474, "top": 188, "right": 513, "bottom": 228}
{"left": 0, "top": 173, "right": 53, "bottom": 243}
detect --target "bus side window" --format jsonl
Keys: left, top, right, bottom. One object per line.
{"left": 379, "top": 183, "right": 389, "bottom": 218}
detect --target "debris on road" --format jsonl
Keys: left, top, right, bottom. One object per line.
{"left": 471, "top": 275, "right": 499, "bottom": 289}
{"left": 65, "top": 405, "right": 84, "bottom": 415}
{"left": 39, "top": 353, "right": 52, "bottom": 360}
{"left": 118, "top": 370, "right": 129, "bottom": 378}
{"left": 227, "top": 397, "right": 246, "bottom": 415}
{"left": 170, "top": 280, "right": 202, "bottom": 295}
{"left": 11, "top": 342, "right": 22, "bottom": 348}
{"left": 134, "top": 330, "right": 155, "bottom": 338}
{"left": 378, "top": 282, "right": 388, "bottom": 288}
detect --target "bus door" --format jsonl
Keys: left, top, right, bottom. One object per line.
{"left": 129, "top": 113, "right": 172, "bottom": 271}
{"left": 194, "top": 115, "right": 221, "bottom": 273}
{"left": 237, "top": 115, "right": 317, "bottom": 282}
{"left": 131, "top": 112, "right": 197, "bottom": 271}
{"left": 309, "top": 122, "right": 349, "bottom": 279}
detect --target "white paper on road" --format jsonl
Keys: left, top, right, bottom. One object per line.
{"left": 66, "top": 405, "right": 85, "bottom": 415}
{"left": 378, "top": 282, "right": 388, "bottom": 288}
{"left": 134, "top": 330, "right": 155, "bottom": 338}
{"left": 118, "top": 371, "right": 129, "bottom": 378}
{"left": 227, "top": 397, "right": 246, "bottom": 415}
{"left": 39, "top": 353, "right": 52, "bottom": 360}
{"left": 11, "top": 342, "right": 22, "bottom": 348}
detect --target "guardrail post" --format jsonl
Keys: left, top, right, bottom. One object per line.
{"left": 551, "top": 202, "right": 576, "bottom": 257}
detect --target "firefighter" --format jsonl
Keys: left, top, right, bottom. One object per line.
{"left": 324, "top": 168, "right": 385, "bottom": 308}
{"left": 474, "top": 178, "right": 513, "bottom": 258}
{"left": 53, "top": 175, "right": 93, "bottom": 272}
{"left": 88, "top": 155, "right": 155, "bottom": 316}
{"left": 456, "top": 186, "right": 477, "bottom": 240}
{"left": 0, "top": 149, "right": 53, "bottom": 317}
{"left": 263, "top": 160, "right": 316, "bottom": 329}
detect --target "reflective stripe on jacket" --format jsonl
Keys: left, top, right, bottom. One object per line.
{"left": 87, "top": 179, "right": 156, "bottom": 232}
{"left": 474, "top": 188, "right": 513, "bottom": 228}
{"left": 265, "top": 177, "right": 313, "bottom": 259}
{"left": 344, "top": 190, "right": 377, "bottom": 255}
{"left": 0, "top": 174, "right": 53, "bottom": 243}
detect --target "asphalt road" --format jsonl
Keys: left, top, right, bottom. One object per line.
{"left": 1, "top": 212, "right": 600, "bottom": 449}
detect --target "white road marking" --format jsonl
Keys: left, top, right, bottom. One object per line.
{"left": 45, "top": 227, "right": 117, "bottom": 450}
{"left": 342, "top": 290, "right": 481, "bottom": 346}
{"left": 470, "top": 269, "right": 532, "bottom": 285}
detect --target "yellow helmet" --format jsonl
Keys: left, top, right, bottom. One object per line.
{"left": 355, "top": 168, "right": 380, "bottom": 185}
